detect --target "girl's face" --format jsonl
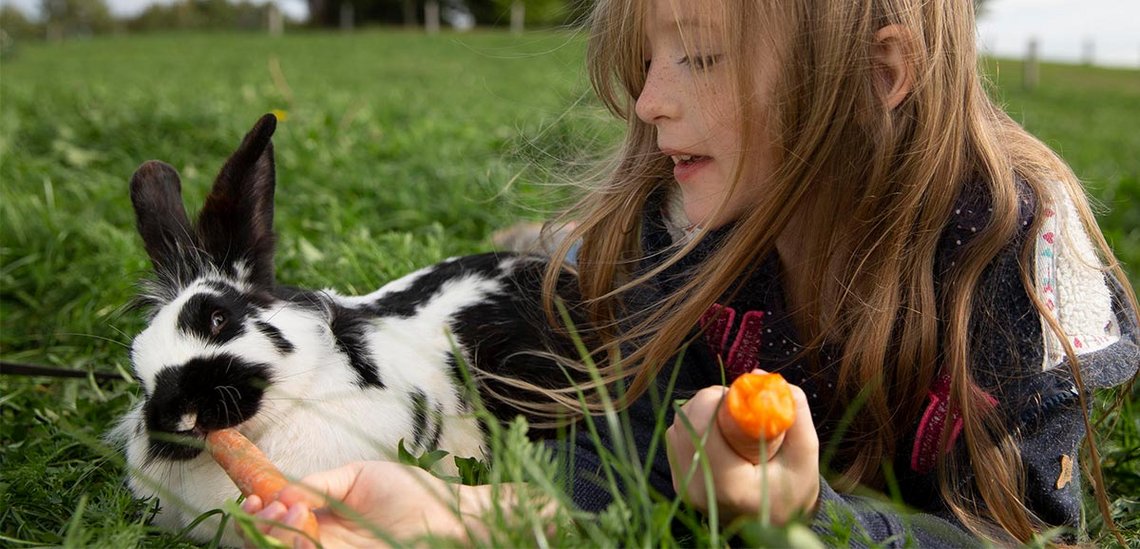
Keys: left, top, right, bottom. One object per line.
{"left": 636, "top": 0, "right": 778, "bottom": 229}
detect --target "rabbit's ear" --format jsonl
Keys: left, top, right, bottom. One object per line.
{"left": 196, "top": 113, "right": 278, "bottom": 288}
{"left": 130, "top": 161, "right": 201, "bottom": 279}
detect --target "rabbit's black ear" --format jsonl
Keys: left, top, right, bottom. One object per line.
{"left": 130, "top": 161, "right": 200, "bottom": 280}
{"left": 196, "top": 113, "right": 278, "bottom": 288}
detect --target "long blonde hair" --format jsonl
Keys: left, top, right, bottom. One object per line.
{"left": 527, "top": 0, "right": 1136, "bottom": 543}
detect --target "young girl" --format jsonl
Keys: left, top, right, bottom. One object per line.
{"left": 241, "top": 0, "right": 1139, "bottom": 546}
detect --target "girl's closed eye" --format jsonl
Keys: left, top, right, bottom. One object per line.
{"left": 680, "top": 54, "right": 724, "bottom": 71}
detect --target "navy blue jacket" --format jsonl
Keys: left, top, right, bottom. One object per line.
{"left": 550, "top": 183, "right": 1140, "bottom": 546}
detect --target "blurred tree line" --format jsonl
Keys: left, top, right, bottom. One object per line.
{"left": 129, "top": 0, "right": 281, "bottom": 32}
{"left": 1, "top": 0, "right": 992, "bottom": 41}
{"left": 306, "top": 0, "right": 590, "bottom": 28}
{"left": 0, "top": 0, "right": 593, "bottom": 42}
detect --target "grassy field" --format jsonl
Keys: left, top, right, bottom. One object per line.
{"left": 1, "top": 30, "right": 1138, "bottom": 547}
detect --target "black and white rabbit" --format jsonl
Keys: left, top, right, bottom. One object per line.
{"left": 109, "top": 114, "right": 584, "bottom": 544}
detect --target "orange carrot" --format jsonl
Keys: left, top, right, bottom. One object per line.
{"left": 716, "top": 372, "right": 796, "bottom": 464}
{"left": 206, "top": 428, "right": 320, "bottom": 541}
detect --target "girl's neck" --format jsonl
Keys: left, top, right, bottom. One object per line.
{"left": 775, "top": 217, "right": 808, "bottom": 298}
{"left": 775, "top": 205, "right": 828, "bottom": 340}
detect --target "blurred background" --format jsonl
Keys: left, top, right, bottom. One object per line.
{"left": 0, "top": 0, "right": 1138, "bottom": 69}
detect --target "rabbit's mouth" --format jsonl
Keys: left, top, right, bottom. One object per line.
{"left": 143, "top": 354, "right": 272, "bottom": 461}
{"left": 147, "top": 428, "right": 207, "bottom": 461}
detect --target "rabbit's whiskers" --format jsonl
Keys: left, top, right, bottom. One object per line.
{"left": 270, "top": 366, "right": 322, "bottom": 382}
{"left": 213, "top": 385, "right": 240, "bottom": 425}
{"left": 55, "top": 331, "right": 132, "bottom": 349}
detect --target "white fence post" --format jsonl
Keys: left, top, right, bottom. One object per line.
{"left": 510, "top": 1, "right": 525, "bottom": 35}
{"left": 268, "top": 3, "right": 284, "bottom": 36}
{"left": 425, "top": 1, "right": 440, "bottom": 34}
{"left": 1024, "top": 37, "right": 1039, "bottom": 91}
{"left": 1081, "top": 38, "right": 1094, "bottom": 66}
{"left": 340, "top": 2, "right": 354, "bottom": 31}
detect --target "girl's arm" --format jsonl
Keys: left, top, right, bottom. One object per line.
{"left": 240, "top": 461, "right": 557, "bottom": 548}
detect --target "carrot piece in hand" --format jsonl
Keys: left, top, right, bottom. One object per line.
{"left": 716, "top": 372, "right": 796, "bottom": 463}
{"left": 206, "top": 428, "right": 320, "bottom": 540}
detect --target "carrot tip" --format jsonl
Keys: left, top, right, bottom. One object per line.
{"left": 718, "top": 372, "right": 796, "bottom": 461}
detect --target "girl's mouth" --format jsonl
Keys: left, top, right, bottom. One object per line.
{"left": 671, "top": 154, "right": 707, "bottom": 164}
{"left": 671, "top": 154, "right": 712, "bottom": 182}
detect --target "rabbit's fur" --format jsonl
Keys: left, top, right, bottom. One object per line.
{"left": 110, "top": 114, "right": 583, "bottom": 543}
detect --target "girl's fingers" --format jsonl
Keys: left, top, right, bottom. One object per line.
{"left": 241, "top": 494, "right": 264, "bottom": 514}
{"left": 249, "top": 501, "right": 289, "bottom": 538}
{"left": 258, "top": 500, "right": 288, "bottom": 519}
{"left": 776, "top": 384, "right": 819, "bottom": 465}
{"left": 282, "top": 503, "right": 317, "bottom": 549}
{"left": 257, "top": 501, "right": 288, "bottom": 524}
{"left": 277, "top": 461, "right": 369, "bottom": 508}
{"left": 237, "top": 495, "right": 265, "bottom": 548}
{"left": 666, "top": 378, "right": 821, "bottom": 523}
{"left": 252, "top": 502, "right": 314, "bottom": 549}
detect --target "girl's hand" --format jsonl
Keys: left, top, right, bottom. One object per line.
{"left": 237, "top": 461, "right": 487, "bottom": 549}
{"left": 665, "top": 372, "right": 820, "bottom": 524}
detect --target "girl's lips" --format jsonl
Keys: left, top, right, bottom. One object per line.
{"left": 672, "top": 155, "right": 712, "bottom": 183}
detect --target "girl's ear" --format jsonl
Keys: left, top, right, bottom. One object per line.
{"left": 872, "top": 25, "right": 915, "bottom": 110}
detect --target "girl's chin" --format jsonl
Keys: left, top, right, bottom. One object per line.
{"left": 680, "top": 194, "right": 748, "bottom": 231}
{"left": 682, "top": 205, "right": 722, "bottom": 230}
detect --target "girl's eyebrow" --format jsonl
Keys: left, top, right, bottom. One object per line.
{"left": 671, "top": 17, "right": 710, "bottom": 28}
{"left": 646, "top": 18, "right": 715, "bottom": 48}
{"left": 651, "top": 16, "right": 712, "bottom": 35}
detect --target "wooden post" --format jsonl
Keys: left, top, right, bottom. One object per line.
{"left": 510, "top": 1, "right": 525, "bottom": 35}
{"left": 425, "top": 1, "right": 440, "bottom": 34}
{"left": 268, "top": 3, "right": 284, "bottom": 37}
{"left": 1023, "top": 37, "right": 1039, "bottom": 91}
{"left": 403, "top": 0, "right": 417, "bottom": 27}
{"left": 339, "top": 1, "right": 354, "bottom": 31}
{"left": 46, "top": 22, "right": 63, "bottom": 42}
{"left": 1081, "top": 38, "right": 1094, "bottom": 66}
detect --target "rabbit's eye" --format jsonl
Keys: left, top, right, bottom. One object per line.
{"left": 209, "top": 310, "right": 228, "bottom": 336}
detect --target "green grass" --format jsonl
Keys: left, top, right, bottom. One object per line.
{"left": 1, "top": 30, "right": 1138, "bottom": 547}
{"left": 983, "top": 58, "right": 1140, "bottom": 278}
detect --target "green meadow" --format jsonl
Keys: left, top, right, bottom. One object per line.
{"left": 1, "top": 31, "right": 1137, "bottom": 546}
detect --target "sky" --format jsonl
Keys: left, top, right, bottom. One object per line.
{"left": 1, "top": 0, "right": 1137, "bottom": 68}
{"left": 975, "top": 0, "right": 1140, "bottom": 68}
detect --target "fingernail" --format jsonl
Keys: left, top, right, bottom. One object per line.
{"left": 265, "top": 501, "right": 287, "bottom": 516}
{"left": 284, "top": 503, "right": 306, "bottom": 525}
{"left": 240, "top": 496, "right": 260, "bottom": 513}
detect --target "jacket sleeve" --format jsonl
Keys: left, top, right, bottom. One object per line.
{"left": 986, "top": 190, "right": 1140, "bottom": 530}
{"left": 810, "top": 479, "right": 984, "bottom": 548}
{"left": 808, "top": 273, "right": 1138, "bottom": 547}
{"left": 806, "top": 187, "right": 1139, "bottom": 547}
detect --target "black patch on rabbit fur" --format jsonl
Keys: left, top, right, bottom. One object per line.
{"left": 365, "top": 255, "right": 509, "bottom": 318}
{"left": 329, "top": 306, "right": 385, "bottom": 388}
{"left": 177, "top": 292, "right": 254, "bottom": 343}
{"left": 446, "top": 257, "right": 594, "bottom": 438}
{"left": 409, "top": 392, "right": 444, "bottom": 452}
{"left": 255, "top": 321, "right": 295, "bottom": 355}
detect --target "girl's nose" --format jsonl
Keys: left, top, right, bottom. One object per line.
{"left": 635, "top": 63, "right": 680, "bottom": 124}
